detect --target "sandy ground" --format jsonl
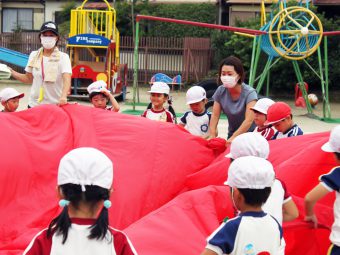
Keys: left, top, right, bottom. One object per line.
{"left": 1, "top": 80, "right": 339, "bottom": 138}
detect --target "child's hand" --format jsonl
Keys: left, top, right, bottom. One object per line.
{"left": 304, "top": 214, "right": 318, "bottom": 228}
{"left": 101, "top": 89, "right": 111, "bottom": 97}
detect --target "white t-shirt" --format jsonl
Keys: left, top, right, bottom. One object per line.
{"left": 179, "top": 110, "right": 211, "bottom": 137}
{"left": 25, "top": 50, "right": 72, "bottom": 107}
{"left": 206, "top": 211, "right": 283, "bottom": 255}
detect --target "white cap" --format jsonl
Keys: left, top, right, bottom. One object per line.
{"left": 58, "top": 147, "right": 113, "bottom": 191}
{"left": 186, "top": 86, "right": 206, "bottom": 105}
{"left": 0, "top": 87, "right": 24, "bottom": 102}
{"left": 148, "top": 82, "right": 170, "bottom": 95}
{"left": 226, "top": 132, "right": 269, "bottom": 159}
{"left": 87, "top": 80, "right": 109, "bottom": 95}
{"left": 225, "top": 156, "right": 275, "bottom": 189}
{"left": 250, "top": 98, "right": 275, "bottom": 114}
{"left": 322, "top": 125, "right": 340, "bottom": 153}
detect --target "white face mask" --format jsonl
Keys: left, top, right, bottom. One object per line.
{"left": 41, "top": 36, "right": 57, "bottom": 49}
{"left": 221, "top": 75, "right": 238, "bottom": 88}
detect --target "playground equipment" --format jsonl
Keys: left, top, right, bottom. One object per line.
{"left": 67, "top": 0, "right": 127, "bottom": 100}
{"left": 132, "top": 0, "right": 340, "bottom": 121}
{"left": 0, "top": 47, "right": 28, "bottom": 68}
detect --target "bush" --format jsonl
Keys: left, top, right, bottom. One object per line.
{"left": 116, "top": 2, "right": 217, "bottom": 37}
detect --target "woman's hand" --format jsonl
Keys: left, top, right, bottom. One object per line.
{"left": 58, "top": 97, "right": 68, "bottom": 105}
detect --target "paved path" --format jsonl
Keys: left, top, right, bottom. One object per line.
{"left": 1, "top": 81, "right": 339, "bottom": 138}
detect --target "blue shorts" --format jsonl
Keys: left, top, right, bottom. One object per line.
{"left": 328, "top": 244, "right": 340, "bottom": 255}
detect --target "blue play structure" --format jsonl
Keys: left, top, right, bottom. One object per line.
{"left": 0, "top": 47, "right": 28, "bottom": 68}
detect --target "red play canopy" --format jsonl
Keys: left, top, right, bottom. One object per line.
{"left": 0, "top": 104, "right": 335, "bottom": 254}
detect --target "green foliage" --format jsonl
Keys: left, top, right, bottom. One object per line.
{"left": 58, "top": 1, "right": 77, "bottom": 37}
{"left": 116, "top": 2, "right": 217, "bottom": 37}
{"left": 210, "top": 4, "right": 340, "bottom": 94}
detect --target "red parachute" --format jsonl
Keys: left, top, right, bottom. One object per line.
{"left": 0, "top": 104, "right": 335, "bottom": 254}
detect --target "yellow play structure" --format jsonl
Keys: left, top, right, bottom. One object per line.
{"left": 67, "top": 0, "right": 127, "bottom": 100}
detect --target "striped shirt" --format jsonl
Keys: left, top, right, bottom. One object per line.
{"left": 254, "top": 126, "right": 275, "bottom": 141}
{"left": 272, "top": 124, "right": 303, "bottom": 140}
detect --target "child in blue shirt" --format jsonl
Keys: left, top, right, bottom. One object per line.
{"left": 265, "top": 102, "right": 303, "bottom": 139}
{"left": 201, "top": 156, "right": 284, "bottom": 255}
{"left": 305, "top": 125, "right": 340, "bottom": 255}
{"left": 179, "top": 86, "right": 211, "bottom": 138}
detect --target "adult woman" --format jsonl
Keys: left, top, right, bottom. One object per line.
{"left": 209, "top": 56, "right": 257, "bottom": 144}
{"left": 10, "top": 21, "right": 72, "bottom": 107}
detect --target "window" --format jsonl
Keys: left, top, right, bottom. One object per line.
{"left": 2, "top": 8, "right": 33, "bottom": 32}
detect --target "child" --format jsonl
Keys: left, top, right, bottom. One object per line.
{"left": 142, "top": 82, "right": 176, "bottom": 123}
{"left": 0, "top": 87, "right": 24, "bottom": 112}
{"left": 87, "top": 80, "right": 120, "bottom": 112}
{"left": 202, "top": 156, "right": 284, "bottom": 255}
{"left": 265, "top": 101, "right": 303, "bottom": 139}
{"left": 179, "top": 86, "right": 211, "bottom": 138}
{"left": 250, "top": 98, "right": 275, "bottom": 140}
{"left": 305, "top": 125, "right": 340, "bottom": 254}
{"left": 23, "top": 147, "right": 137, "bottom": 255}
{"left": 226, "top": 132, "right": 299, "bottom": 224}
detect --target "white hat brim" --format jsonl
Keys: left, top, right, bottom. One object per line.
{"left": 250, "top": 106, "right": 267, "bottom": 114}
{"left": 225, "top": 153, "right": 233, "bottom": 159}
{"left": 321, "top": 142, "right": 335, "bottom": 152}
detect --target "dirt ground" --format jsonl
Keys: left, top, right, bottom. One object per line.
{"left": 1, "top": 80, "right": 339, "bottom": 137}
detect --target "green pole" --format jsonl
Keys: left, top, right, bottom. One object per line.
{"left": 324, "top": 36, "right": 331, "bottom": 118}
{"left": 266, "top": 71, "right": 270, "bottom": 97}
{"left": 249, "top": 36, "right": 258, "bottom": 86}
{"left": 250, "top": 36, "right": 263, "bottom": 87}
{"left": 256, "top": 56, "right": 272, "bottom": 94}
{"left": 317, "top": 44, "right": 328, "bottom": 118}
{"left": 132, "top": 21, "right": 140, "bottom": 111}
{"left": 292, "top": 60, "right": 313, "bottom": 115}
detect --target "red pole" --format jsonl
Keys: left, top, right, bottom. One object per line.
{"left": 323, "top": 31, "right": 340, "bottom": 36}
{"left": 136, "top": 15, "right": 267, "bottom": 36}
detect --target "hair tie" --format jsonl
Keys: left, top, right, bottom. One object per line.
{"left": 103, "top": 200, "right": 112, "bottom": 209}
{"left": 59, "top": 199, "right": 70, "bottom": 207}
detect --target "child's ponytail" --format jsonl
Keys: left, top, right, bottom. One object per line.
{"left": 47, "top": 204, "right": 72, "bottom": 244}
{"left": 167, "top": 96, "right": 177, "bottom": 124}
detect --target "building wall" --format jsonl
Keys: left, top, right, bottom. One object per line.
{"left": 0, "top": 1, "right": 44, "bottom": 32}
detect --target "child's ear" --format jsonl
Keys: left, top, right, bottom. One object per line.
{"left": 57, "top": 186, "right": 64, "bottom": 199}
{"left": 1, "top": 101, "right": 6, "bottom": 107}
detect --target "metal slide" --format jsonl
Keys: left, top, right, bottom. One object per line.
{"left": 0, "top": 47, "right": 28, "bottom": 68}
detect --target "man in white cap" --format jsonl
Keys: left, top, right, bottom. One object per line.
{"left": 179, "top": 86, "right": 211, "bottom": 137}
{"left": 0, "top": 87, "right": 24, "bottom": 112}
{"left": 305, "top": 125, "right": 340, "bottom": 255}
{"left": 202, "top": 156, "right": 284, "bottom": 255}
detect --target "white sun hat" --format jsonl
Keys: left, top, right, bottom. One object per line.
{"left": 148, "top": 82, "right": 170, "bottom": 95}
{"left": 0, "top": 87, "right": 24, "bottom": 102}
{"left": 226, "top": 132, "right": 270, "bottom": 159}
{"left": 58, "top": 147, "right": 113, "bottom": 192}
{"left": 224, "top": 156, "right": 275, "bottom": 189}
{"left": 87, "top": 80, "right": 110, "bottom": 95}
{"left": 250, "top": 98, "right": 275, "bottom": 115}
{"left": 321, "top": 125, "right": 340, "bottom": 153}
{"left": 186, "top": 86, "right": 207, "bottom": 105}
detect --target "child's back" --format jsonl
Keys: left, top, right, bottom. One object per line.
{"left": 23, "top": 148, "right": 136, "bottom": 255}
{"left": 202, "top": 156, "right": 284, "bottom": 255}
